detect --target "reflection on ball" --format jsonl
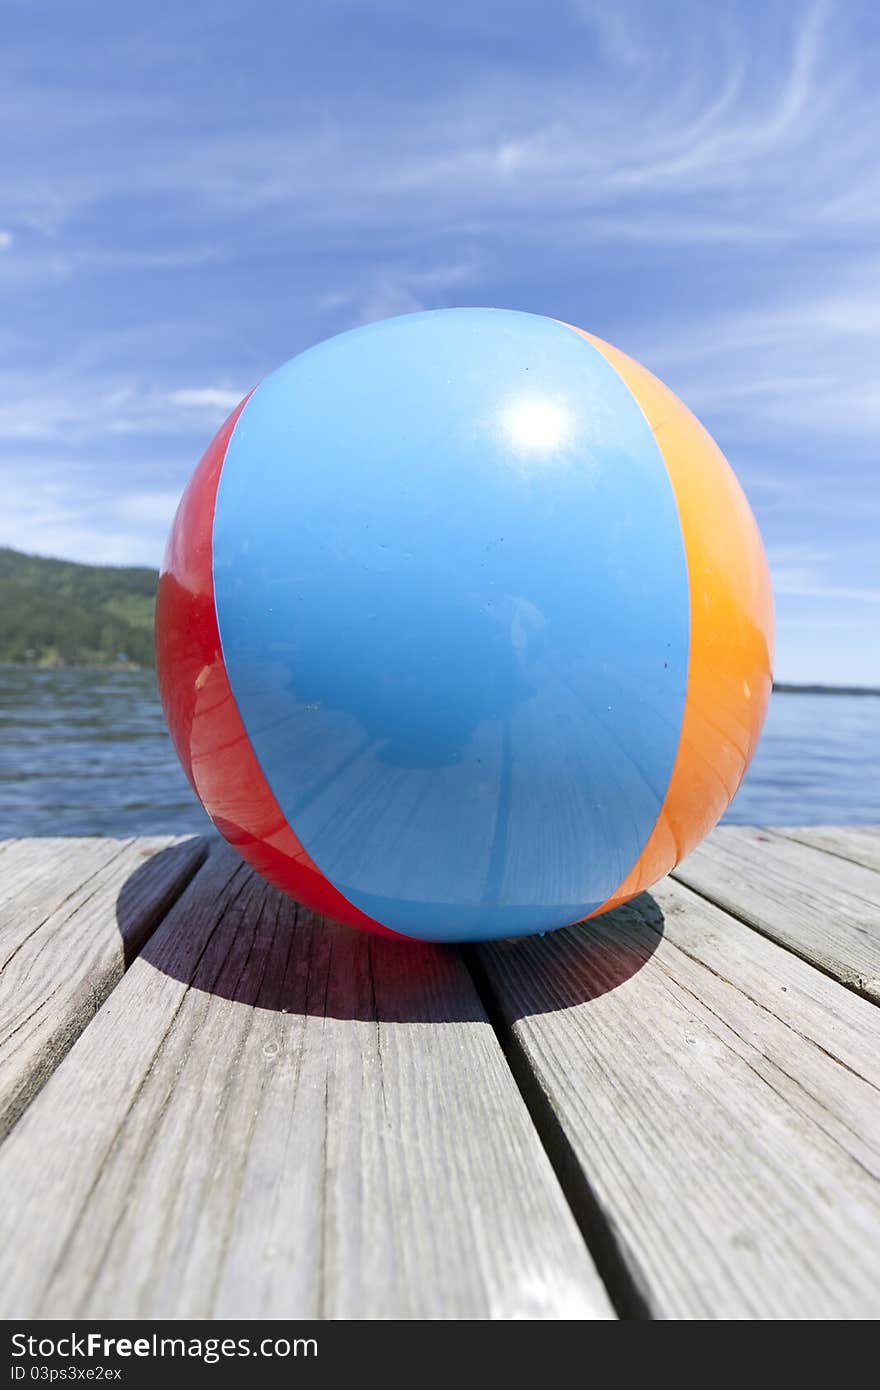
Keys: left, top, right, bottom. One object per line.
{"left": 156, "top": 308, "right": 773, "bottom": 943}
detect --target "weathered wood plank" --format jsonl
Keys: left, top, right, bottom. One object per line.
{"left": 772, "top": 825, "right": 880, "bottom": 875}
{"left": 672, "top": 825, "right": 880, "bottom": 1001}
{"left": 0, "top": 836, "right": 207, "bottom": 1140}
{"left": 0, "top": 838, "right": 123, "bottom": 941}
{"left": 475, "top": 881, "right": 880, "bottom": 1319}
{"left": 0, "top": 844, "right": 613, "bottom": 1320}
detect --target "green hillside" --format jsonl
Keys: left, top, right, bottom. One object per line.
{"left": 0, "top": 547, "right": 158, "bottom": 667}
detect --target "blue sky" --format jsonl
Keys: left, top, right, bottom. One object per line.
{"left": 1, "top": 0, "right": 878, "bottom": 683}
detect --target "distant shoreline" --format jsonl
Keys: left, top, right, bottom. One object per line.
{"left": 772, "top": 682, "right": 880, "bottom": 697}
{"left": 1, "top": 661, "right": 146, "bottom": 673}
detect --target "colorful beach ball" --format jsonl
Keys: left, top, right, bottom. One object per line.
{"left": 156, "top": 308, "right": 773, "bottom": 943}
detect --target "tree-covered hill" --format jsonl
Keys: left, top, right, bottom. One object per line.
{"left": 0, "top": 547, "right": 158, "bottom": 667}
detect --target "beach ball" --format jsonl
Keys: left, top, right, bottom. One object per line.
{"left": 156, "top": 308, "right": 773, "bottom": 943}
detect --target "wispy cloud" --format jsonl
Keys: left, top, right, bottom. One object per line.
{"left": 0, "top": 471, "right": 179, "bottom": 566}
{"left": 768, "top": 544, "right": 880, "bottom": 607}
{"left": 0, "top": 374, "right": 214, "bottom": 444}
{"left": 319, "top": 261, "right": 480, "bottom": 326}
{"left": 621, "top": 257, "right": 880, "bottom": 451}
{"left": 170, "top": 387, "right": 244, "bottom": 412}
{"left": 782, "top": 585, "right": 880, "bottom": 604}
{"left": 0, "top": 2, "right": 870, "bottom": 249}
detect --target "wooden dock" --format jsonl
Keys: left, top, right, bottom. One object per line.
{"left": 0, "top": 826, "right": 878, "bottom": 1320}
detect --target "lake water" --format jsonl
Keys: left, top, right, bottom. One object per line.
{"left": 1, "top": 666, "right": 878, "bottom": 837}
